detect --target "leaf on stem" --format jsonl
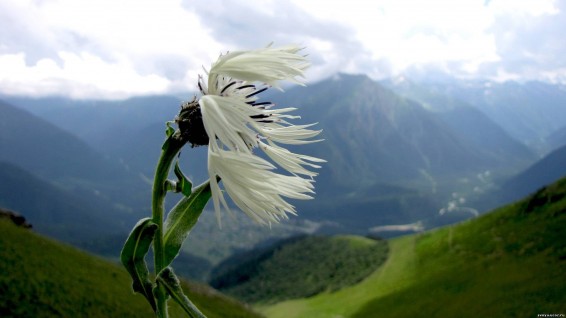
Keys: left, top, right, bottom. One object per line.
{"left": 162, "top": 181, "right": 211, "bottom": 267}
{"left": 120, "top": 218, "right": 158, "bottom": 312}
{"left": 157, "top": 267, "right": 206, "bottom": 318}
{"left": 174, "top": 161, "right": 193, "bottom": 197}
{"left": 165, "top": 121, "right": 175, "bottom": 137}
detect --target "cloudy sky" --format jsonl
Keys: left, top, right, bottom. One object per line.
{"left": 1, "top": 0, "right": 564, "bottom": 99}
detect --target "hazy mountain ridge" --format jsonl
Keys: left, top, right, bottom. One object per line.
{"left": 0, "top": 99, "right": 149, "bottom": 205}
{"left": 381, "top": 77, "right": 536, "bottom": 166}
{"left": 0, "top": 161, "right": 129, "bottom": 247}
{"left": 2, "top": 74, "right": 565, "bottom": 257}
{"left": 2, "top": 95, "right": 210, "bottom": 181}
{"left": 276, "top": 74, "right": 505, "bottom": 187}
{"left": 0, "top": 99, "right": 131, "bottom": 183}
{"left": 2, "top": 95, "right": 183, "bottom": 151}
{"left": 270, "top": 74, "right": 544, "bottom": 231}
{"left": 389, "top": 79, "right": 566, "bottom": 152}
{"left": 280, "top": 75, "right": 539, "bottom": 187}
{"left": 499, "top": 144, "right": 566, "bottom": 203}
{"left": 547, "top": 125, "right": 566, "bottom": 151}
{"left": 0, "top": 100, "right": 153, "bottom": 251}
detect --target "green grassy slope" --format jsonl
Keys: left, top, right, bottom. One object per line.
{"left": 0, "top": 219, "right": 262, "bottom": 318}
{"left": 210, "top": 235, "right": 388, "bottom": 304}
{"left": 262, "top": 177, "right": 566, "bottom": 318}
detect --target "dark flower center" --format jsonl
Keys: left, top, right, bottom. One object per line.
{"left": 176, "top": 99, "right": 209, "bottom": 147}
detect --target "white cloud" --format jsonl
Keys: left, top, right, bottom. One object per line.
{"left": 0, "top": 0, "right": 564, "bottom": 99}
{"left": 0, "top": 51, "right": 172, "bottom": 99}
{"left": 0, "top": 0, "right": 224, "bottom": 99}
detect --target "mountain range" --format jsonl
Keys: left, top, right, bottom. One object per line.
{"left": 0, "top": 161, "right": 126, "bottom": 245}
{"left": 383, "top": 78, "right": 566, "bottom": 153}
{"left": 1, "top": 73, "right": 566, "bottom": 269}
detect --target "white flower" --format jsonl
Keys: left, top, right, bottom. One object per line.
{"left": 195, "top": 44, "right": 324, "bottom": 225}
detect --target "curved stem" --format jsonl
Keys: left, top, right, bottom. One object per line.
{"left": 152, "top": 135, "right": 186, "bottom": 318}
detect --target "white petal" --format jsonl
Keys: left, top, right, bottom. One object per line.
{"left": 209, "top": 45, "right": 309, "bottom": 88}
{"left": 199, "top": 95, "right": 260, "bottom": 152}
{"left": 207, "top": 148, "right": 315, "bottom": 224}
{"left": 256, "top": 123, "right": 323, "bottom": 145}
{"left": 259, "top": 141, "right": 325, "bottom": 177}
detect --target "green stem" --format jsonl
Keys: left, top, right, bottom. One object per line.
{"left": 152, "top": 135, "right": 186, "bottom": 318}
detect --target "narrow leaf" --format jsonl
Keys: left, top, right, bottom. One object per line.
{"left": 174, "top": 161, "right": 193, "bottom": 197}
{"left": 162, "top": 181, "right": 211, "bottom": 267}
{"left": 157, "top": 267, "right": 206, "bottom": 318}
{"left": 120, "top": 218, "right": 158, "bottom": 312}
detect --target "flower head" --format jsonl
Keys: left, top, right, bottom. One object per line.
{"left": 180, "top": 44, "right": 323, "bottom": 225}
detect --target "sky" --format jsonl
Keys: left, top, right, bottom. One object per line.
{"left": 0, "top": 0, "right": 564, "bottom": 99}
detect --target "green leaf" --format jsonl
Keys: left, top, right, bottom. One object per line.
{"left": 174, "top": 161, "right": 193, "bottom": 197}
{"left": 157, "top": 267, "right": 206, "bottom": 318}
{"left": 165, "top": 121, "right": 175, "bottom": 137}
{"left": 162, "top": 181, "right": 211, "bottom": 267}
{"left": 120, "top": 218, "right": 158, "bottom": 312}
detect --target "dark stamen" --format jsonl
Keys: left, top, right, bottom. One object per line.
{"left": 250, "top": 114, "right": 270, "bottom": 119}
{"left": 220, "top": 81, "right": 237, "bottom": 94}
{"left": 250, "top": 114, "right": 273, "bottom": 124}
{"left": 246, "top": 87, "right": 268, "bottom": 98}
{"left": 237, "top": 84, "right": 255, "bottom": 90}
{"left": 250, "top": 101, "right": 272, "bottom": 107}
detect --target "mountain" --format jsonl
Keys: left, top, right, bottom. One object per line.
{"left": 396, "top": 79, "right": 566, "bottom": 150}
{"left": 0, "top": 99, "right": 151, "bottom": 220}
{"left": 268, "top": 74, "right": 539, "bottom": 231}
{"left": 382, "top": 76, "right": 535, "bottom": 169}
{"left": 278, "top": 74, "right": 497, "bottom": 187}
{"left": 276, "top": 74, "right": 538, "bottom": 189}
{"left": 5, "top": 75, "right": 544, "bottom": 235}
{"left": 499, "top": 144, "right": 566, "bottom": 203}
{"left": 3, "top": 95, "right": 182, "bottom": 151}
{"left": 0, "top": 161, "right": 128, "bottom": 246}
{"left": 0, "top": 218, "right": 263, "bottom": 318}
{"left": 546, "top": 125, "right": 566, "bottom": 152}
{"left": 4, "top": 95, "right": 210, "bottom": 182}
{"left": 9, "top": 75, "right": 537, "bottom": 194}
{"left": 261, "top": 176, "right": 566, "bottom": 318}
{"left": 0, "top": 99, "right": 161, "bottom": 259}
{"left": 0, "top": 99, "right": 130, "bottom": 184}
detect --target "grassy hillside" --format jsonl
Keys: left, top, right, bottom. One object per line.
{"left": 210, "top": 235, "right": 389, "bottom": 304}
{"left": 262, "top": 177, "right": 566, "bottom": 318}
{"left": 0, "top": 219, "right": 262, "bottom": 318}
